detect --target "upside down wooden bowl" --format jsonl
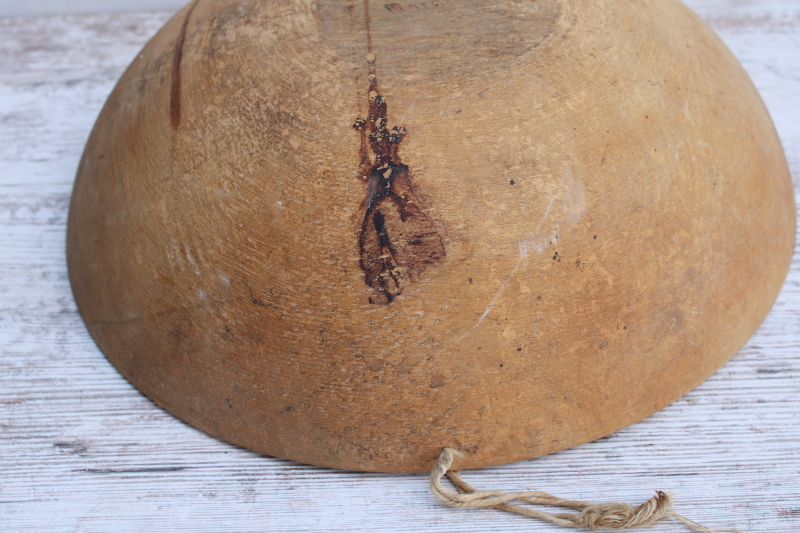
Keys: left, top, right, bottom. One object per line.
{"left": 67, "top": 0, "right": 795, "bottom": 472}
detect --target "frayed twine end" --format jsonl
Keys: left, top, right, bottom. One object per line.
{"left": 430, "top": 447, "right": 742, "bottom": 532}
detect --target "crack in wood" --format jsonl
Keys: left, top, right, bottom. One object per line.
{"left": 354, "top": 49, "right": 444, "bottom": 305}
{"left": 170, "top": 0, "right": 199, "bottom": 130}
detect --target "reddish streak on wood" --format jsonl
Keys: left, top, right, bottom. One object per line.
{"left": 363, "top": 0, "right": 373, "bottom": 55}
{"left": 170, "top": 0, "right": 199, "bottom": 130}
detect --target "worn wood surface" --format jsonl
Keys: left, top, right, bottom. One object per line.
{"left": 1, "top": 0, "right": 799, "bottom": 530}
{"left": 65, "top": 0, "right": 797, "bottom": 473}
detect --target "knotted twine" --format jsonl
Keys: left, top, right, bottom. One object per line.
{"left": 430, "top": 448, "right": 742, "bottom": 532}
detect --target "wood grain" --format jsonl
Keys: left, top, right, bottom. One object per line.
{"left": 2, "top": 1, "right": 800, "bottom": 530}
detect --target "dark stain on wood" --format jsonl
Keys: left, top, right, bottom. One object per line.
{"left": 170, "top": 0, "right": 199, "bottom": 130}
{"left": 354, "top": 4, "right": 445, "bottom": 304}
{"left": 249, "top": 294, "right": 269, "bottom": 307}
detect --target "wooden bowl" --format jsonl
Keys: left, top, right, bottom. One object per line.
{"left": 67, "top": 0, "right": 795, "bottom": 472}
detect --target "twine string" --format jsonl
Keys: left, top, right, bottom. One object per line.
{"left": 429, "top": 447, "right": 742, "bottom": 532}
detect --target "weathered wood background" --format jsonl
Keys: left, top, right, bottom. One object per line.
{"left": 1, "top": 1, "right": 799, "bottom": 531}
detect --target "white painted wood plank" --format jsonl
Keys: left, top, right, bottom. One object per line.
{"left": 0, "top": 1, "right": 184, "bottom": 18}
{"left": 1, "top": 2, "right": 799, "bottom": 532}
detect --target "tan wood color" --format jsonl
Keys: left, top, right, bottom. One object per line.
{"left": 67, "top": 0, "right": 795, "bottom": 473}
